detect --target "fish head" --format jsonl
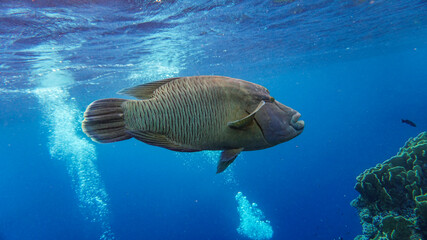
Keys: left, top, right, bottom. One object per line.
{"left": 254, "top": 99, "right": 304, "bottom": 146}
{"left": 236, "top": 80, "right": 304, "bottom": 146}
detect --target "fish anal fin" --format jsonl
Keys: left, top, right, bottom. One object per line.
{"left": 117, "top": 77, "right": 180, "bottom": 99}
{"left": 228, "top": 101, "right": 265, "bottom": 130}
{"left": 216, "top": 148, "right": 243, "bottom": 174}
{"left": 129, "top": 130, "right": 199, "bottom": 152}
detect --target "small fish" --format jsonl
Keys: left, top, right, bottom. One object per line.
{"left": 82, "top": 76, "right": 304, "bottom": 173}
{"left": 402, "top": 119, "right": 416, "bottom": 127}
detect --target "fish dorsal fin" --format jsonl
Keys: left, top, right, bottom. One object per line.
{"left": 117, "top": 77, "right": 180, "bottom": 99}
{"left": 227, "top": 101, "right": 265, "bottom": 130}
{"left": 128, "top": 130, "right": 199, "bottom": 152}
{"left": 217, "top": 148, "right": 243, "bottom": 174}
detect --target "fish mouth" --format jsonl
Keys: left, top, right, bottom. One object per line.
{"left": 291, "top": 112, "right": 305, "bottom": 131}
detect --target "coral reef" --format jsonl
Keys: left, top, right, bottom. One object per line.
{"left": 351, "top": 132, "right": 427, "bottom": 240}
{"left": 415, "top": 194, "right": 427, "bottom": 237}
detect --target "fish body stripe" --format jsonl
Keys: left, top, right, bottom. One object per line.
{"left": 123, "top": 77, "right": 250, "bottom": 149}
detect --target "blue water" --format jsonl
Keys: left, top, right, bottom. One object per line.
{"left": 1, "top": 0, "right": 426, "bottom": 239}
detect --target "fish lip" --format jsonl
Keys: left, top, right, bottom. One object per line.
{"left": 291, "top": 112, "right": 305, "bottom": 131}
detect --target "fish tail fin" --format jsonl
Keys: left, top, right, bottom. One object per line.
{"left": 82, "top": 98, "right": 132, "bottom": 143}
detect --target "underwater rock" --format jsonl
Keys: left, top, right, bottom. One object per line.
{"left": 351, "top": 132, "right": 427, "bottom": 240}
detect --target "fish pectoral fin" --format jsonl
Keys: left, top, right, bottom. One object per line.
{"left": 216, "top": 148, "right": 243, "bottom": 174}
{"left": 128, "top": 130, "right": 199, "bottom": 152}
{"left": 227, "top": 101, "right": 265, "bottom": 130}
{"left": 117, "top": 77, "right": 179, "bottom": 99}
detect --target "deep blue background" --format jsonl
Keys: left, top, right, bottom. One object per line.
{"left": 1, "top": 1, "right": 426, "bottom": 240}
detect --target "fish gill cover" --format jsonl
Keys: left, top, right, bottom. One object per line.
{"left": 351, "top": 132, "right": 427, "bottom": 240}
{"left": 235, "top": 192, "right": 273, "bottom": 240}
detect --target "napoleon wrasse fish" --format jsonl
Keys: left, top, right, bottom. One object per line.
{"left": 82, "top": 76, "right": 304, "bottom": 173}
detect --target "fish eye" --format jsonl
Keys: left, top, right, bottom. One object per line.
{"left": 261, "top": 96, "right": 275, "bottom": 103}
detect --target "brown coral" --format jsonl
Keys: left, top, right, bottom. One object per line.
{"left": 352, "top": 132, "right": 427, "bottom": 240}
{"left": 415, "top": 194, "right": 427, "bottom": 237}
